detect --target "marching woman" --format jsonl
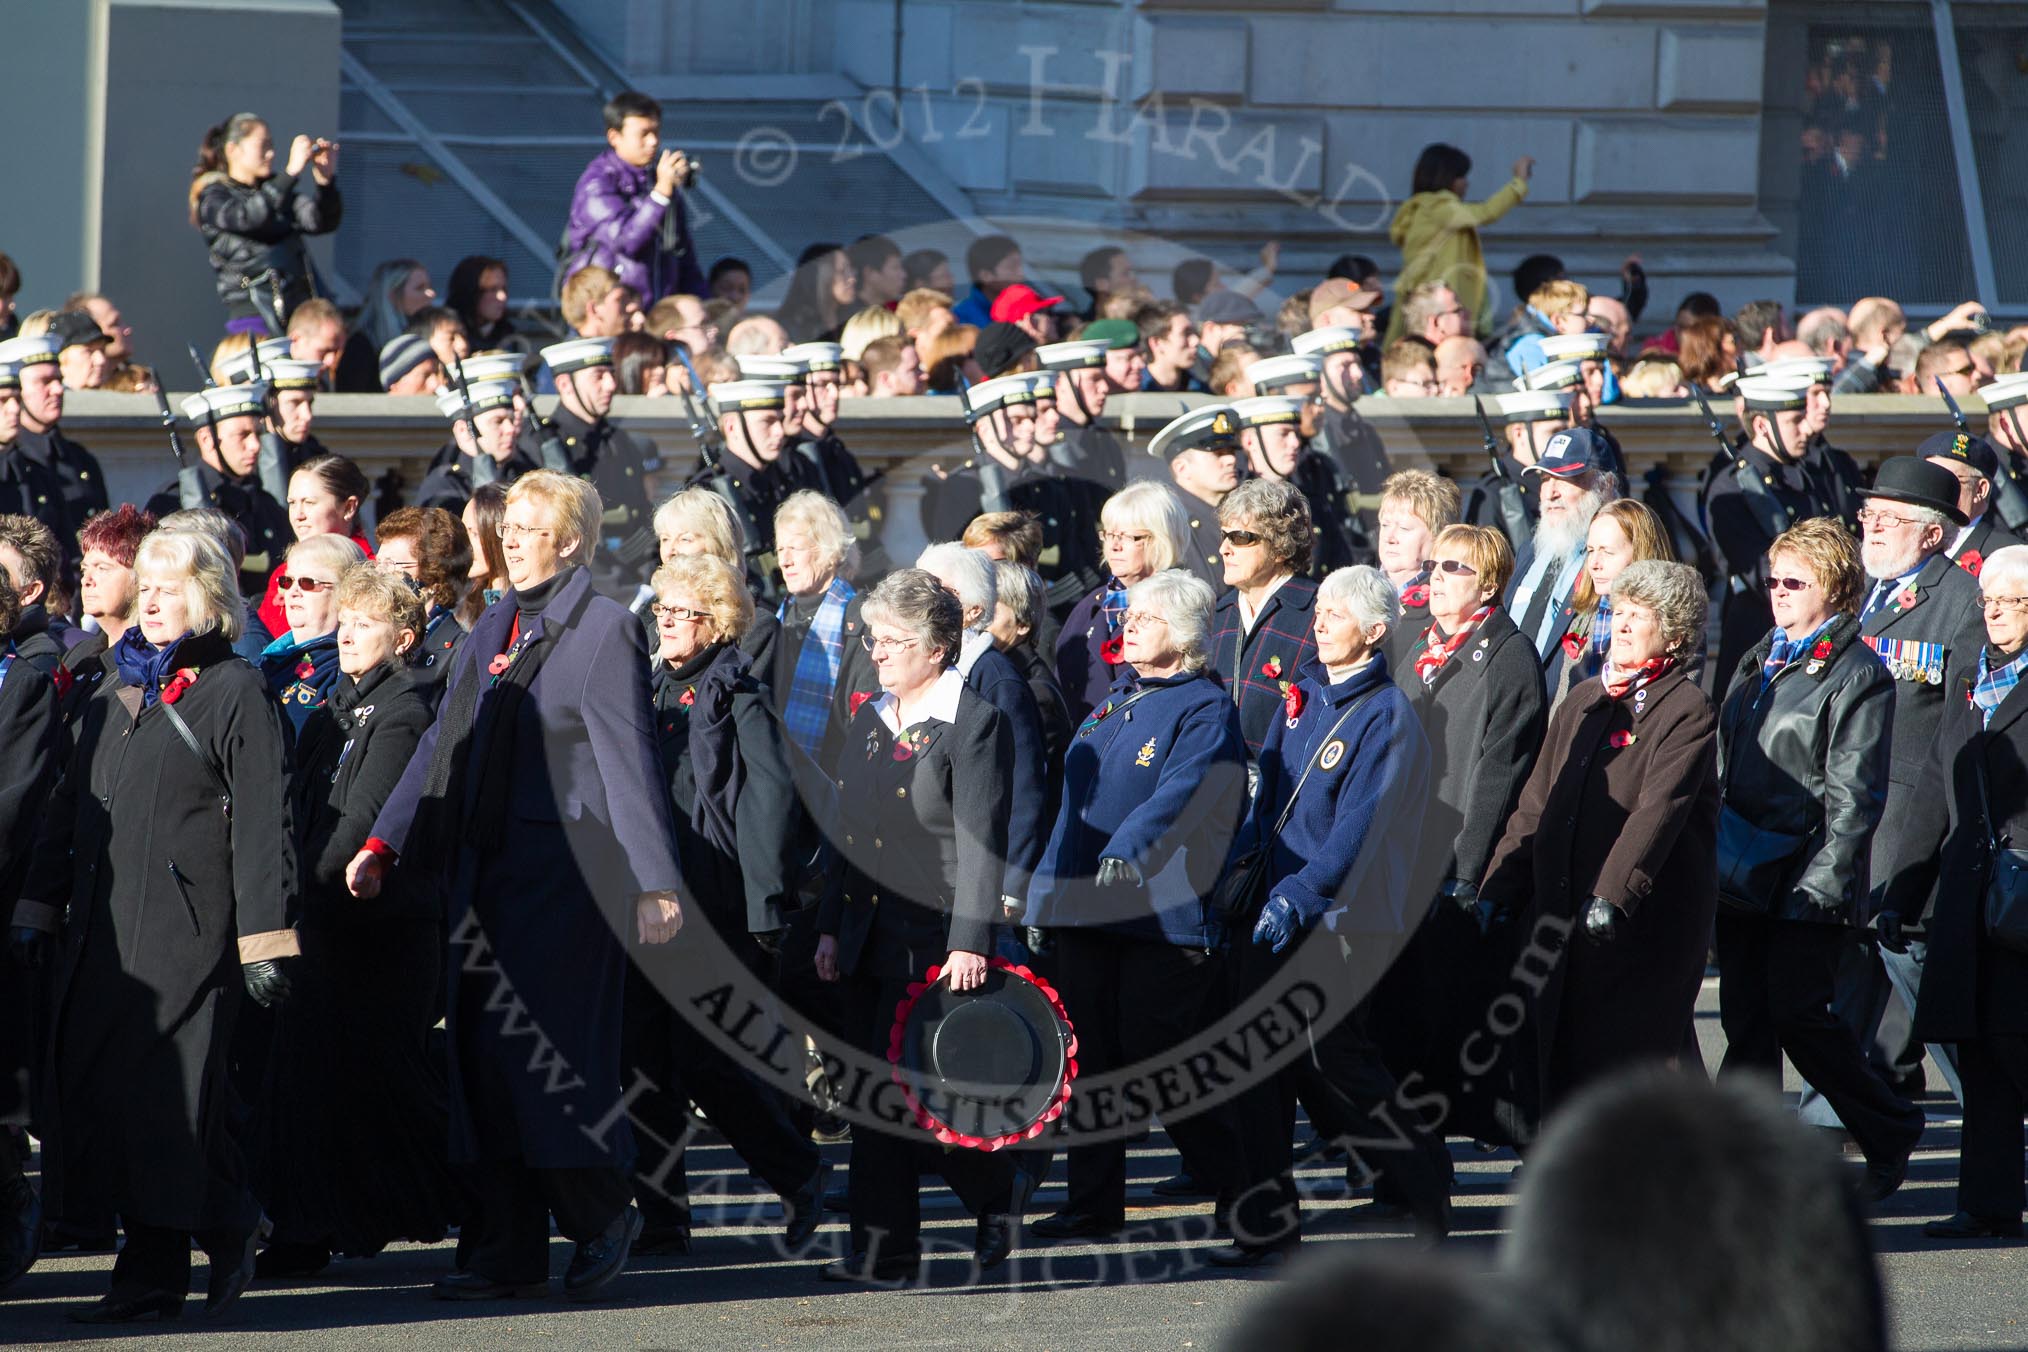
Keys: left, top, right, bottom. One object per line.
{"left": 457, "top": 483, "right": 511, "bottom": 629}
{"left": 259, "top": 562, "right": 465, "bottom": 1278}
{"left": 14, "top": 530, "right": 297, "bottom": 1321}
{"left": 259, "top": 533, "right": 364, "bottom": 744}
{"left": 1218, "top": 566, "right": 1449, "bottom": 1263}
{"left": 1545, "top": 499, "right": 1674, "bottom": 709}
{"left": 626, "top": 553, "right": 826, "bottom": 1257}
{"left": 1479, "top": 560, "right": 1720, "bottom": 1116}
{"left": 258, "top": 454, "right": 374, "bottom": 638}
{"left": 60, "top": 505, "right": 157, "bottom": 719}
{"left": 1714, "top": 518, "right": 1922, "bottom": 1205}
{"left": 1027, "top": 568, "right": 1250, "bottom": 1242}
{"left": 813, "top": 570, "right": 1020, "bottom": 1282}
{"left": 1372, "top": 523, "right": 1547, "bottom": 1144}
{"left": 346, "top": 470, "right": 685, "bottom": 1302}
{"left": 1055, "top": 480, "right": 1194, "bottom": 727}
{"left": 649, "top": 487, "right": 780, "bottom": 668}
{"left": 1206, "top": 478, "right": 1319, "bottom": 761}
{"left": 371, "top": 505, "right": 473, "bottom": 707}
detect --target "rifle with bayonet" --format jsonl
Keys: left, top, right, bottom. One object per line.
{"left": 155, "top": 387, "right": 206, "bottom": 511}
{"left": 1473, "top": 395, "right": 1534, "bottom": 547}
{"left": 238, "top": 312, "right": 293, "bottom": 504}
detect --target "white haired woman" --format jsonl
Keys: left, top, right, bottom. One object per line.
{"left": 259, "top": 532, "right": 365, "bottom": 742}
{"left": 1480, "top": 559, "right": 1720, "bottom": 1118}
{"left": 646, "top": 486, "right": 780, "bottom": 667}
{"left": 15, "top": 529, "right": 297, "bottom": 1320}
{"left": 769, "top": 490, "right": 876, "bottom": 774}
{"left": 813, "top": 569, "right": 1020, "bottom": 1281}
{"left": 1217, "top": 564, "right": 1450, "bottom": 1262}
{"left": 347, "top": 470, "right": 684, "bottom": 1302}
{"left": 1056, "top": 480, "right": 1194, "bottom": 725}
{"left": 1028, "top": 569, "right": 1250, "bottom": 1243}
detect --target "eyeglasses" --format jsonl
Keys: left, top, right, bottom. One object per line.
{"left": 651, "top": 604, "right": 707, "bottom": 622}
{"left": 498, "top": 524, "right": 554, "bottom": 544}
{"left": 861, "top": 633, "right": 921, "bottom": 655}
{"left": 1765, "top": 576, "right": 1815, "bottom": 593}
{"left": 1855, "top": 509, "right": 1923, "bottom": 530}
{"left": 274, "top": 575, "right": 335, "bottom": 593}
{"left": 1982, "top": 594, "right": 2028, "bottom": 614}
{"left": 1221, "top": 529, "right": 1264, "bottom": 547}
{"left": 1100, "top": 530, "right": 1153, "bottom": 547}
{"left": 1433, "top": 558, "right": 1479, "bottom": 576}
{"left": 1121, "top": 611, "right": 1170, "bottom": 632}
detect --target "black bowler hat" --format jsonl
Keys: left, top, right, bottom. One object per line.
{"left": 888, "top": 959, "right": 1076, "bottom": 1150}
{"left": 1916, "top": 428, "right": 2001, "bottom": 482}
{"left": 1859, "top": 455, "right": 1969, "bottom": 527}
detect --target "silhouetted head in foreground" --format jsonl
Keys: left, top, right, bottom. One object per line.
{"left": 1223, "top": 1247, "right": 1562, "bottom": 1352}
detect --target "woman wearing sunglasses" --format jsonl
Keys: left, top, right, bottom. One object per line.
{"left": 1206, "top": 477, "right": 1318, "bottom": 760}
{"left": 1712, "top": 517, "right": 1922, "bottom": 1202}
{"left": 1371, "top": 523, "right": 1547, "bottom": 1150}
{"left": 257, "top": 454, "right": 374, "bottom": 639}
{"left": 258, "top": 533, "right": 363, "bottom": 742}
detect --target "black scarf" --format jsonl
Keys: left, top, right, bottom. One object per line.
{"left": 656, "top": 642, "right": 748, "bottom": 859}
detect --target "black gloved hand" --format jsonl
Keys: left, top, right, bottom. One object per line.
{"left": 1443, "top": 880, "right": 1479, "bottom": 916}
{"left": 1095, "top": 857, "right": 1144, "bottom": 889}
{"left": 1023, "top": 926, "right": 1054, "bottom": 956}
{"left": 8, "top": 926, "right": 49, "bottom": 971}
{"left": 1581, "top": 896, "right": 1620, "bottom": 945}
{"left": 242, "top": 959, "right": 294, "bottom": 1007}
{"left": 1876, "top": 910, "right": 1907, "bottom": 955}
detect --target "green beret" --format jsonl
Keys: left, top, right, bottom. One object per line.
{"left": 1079, "top": 319, "right": 1140, "bottom": 351}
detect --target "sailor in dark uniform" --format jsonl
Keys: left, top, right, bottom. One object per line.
{"left": 1040, "top": 331, "right": 1138, "bottom": 492}
{"left": 1148, "top": 403, "right": 1243, "bottom": 589}
{"left": 0, "top": 353, "right": 65, "bottom": 540}
{"left": 1243, "top": 353, "right": 1362, "bottom": 577}
{"left": 538, "top": 337, "right": 664, "bottom": 600}
{"left": 1921, "top": 429, "right": 2027, "bottom": 572}
{"left": 921, "top": 372, "right": 1038, "bottom": 538}
{"left": 782, "top": 341, "right": 891, "bottom": 582}
{"left": 221, "top": 337, "right": 326, "bottom": 495}
{"left": 0, "top": 333, "right": 105, "bottom": 544}
{"left": 1766, "top": 355, "right": 1865, "bottom": 526}
{"left": 143, "top": 382, "right": 291, "bottom": 596}
{"left": 1975, "top": 373, "right": 2028, "bottom": 536}
{"left": 1293, "top": 325, "right": 1387, "bottom": 561}
{"left": 1463, "top": 389, "right": 1565, "bottom": 545}
{"left": 416, "top": 351, "right": 547, "bottom": 486}
{"left": 414, "top": 378, "right": 525, "bottom": 513}
{"left": 701, "top": 377, "right": 799, "bottom": 607}
{"left": 1702, "top": 377, "right": 1836, "bottom": 702}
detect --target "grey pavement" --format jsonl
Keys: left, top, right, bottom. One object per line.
{"left": 2, "top": 978, "right": 2024, "bottom": 1352}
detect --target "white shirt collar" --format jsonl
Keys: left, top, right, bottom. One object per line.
{"left": 875, "top": 667, "right": 966, "bottom": 735}
{"left": 956, "top": 627, "right": 994, "bottom": 679}
{"left": 1237, "top": 572, "right": 1293, "bottom": 634}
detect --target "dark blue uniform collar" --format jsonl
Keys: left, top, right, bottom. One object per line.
{"left": 1105, "top": 666, "right": 1206, "bottom": 697}
{"left": 1298, "top": 651, "right": 1392, "bottom": 704}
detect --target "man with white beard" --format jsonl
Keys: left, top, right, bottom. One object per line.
{"left": 1506, "top": 426, "right": 1619, "bottom": 672}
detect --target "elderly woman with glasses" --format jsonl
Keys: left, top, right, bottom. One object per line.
{"left": 1027, "top": 569, "right": 1250, "bottom": 1244}
{"left": 347, "top": 470, "right": 683, "bottom": 1303}
{"left": 15, "top": 530, "right": 297, "bottom": 1320}
{"left": 626, "top": 552, "right": 827, "bottom": 1258}
{"left": 1713, "top": 518, "right": 1923, "bottom": 1207}
{"left": 812, "top": 569, "right": 1021, "bottom": 1282}
{"left": 260, "top": 533, "right": 366, "bottom": 741}
{"left": 1057, "top": 480, "right": 1194, "bottom": 726}
{"left": 372, "top": 506, "right": 474, "bottom": 706}
{"left": 1546, "top": 499, "right": 1675, "bottom": 709}
{"left": 1207, "top": 477, "right": 1318, "bottom": 760}
{"left": 1883, "top": 545, "right": 2028, "bottom": 1238}
{"left": 647, "top": 486, "right": 780, "bottom": 667}
{"left": 1480, "top": 559, "right": 1719, "bottom": 1118}
{"left": 769, "top": 490, "right": 877, "bottom": 775}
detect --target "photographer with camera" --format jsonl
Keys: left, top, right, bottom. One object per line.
{"left": 563, "top": 92, "right": 704, "bottom": 307}
{"left": 189, "top": 113, "right": 341, "bottom": 336}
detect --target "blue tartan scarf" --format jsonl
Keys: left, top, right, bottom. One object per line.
{"left": 1583, "top": 595, "right": 1612, "bottom": 679}
{"left": 1972, "top": 644, "right": 2028, "bottom": 729}
{"left": 777, "top": 575, "right": 854, "bottom": 757}
{"left": 1762, "top": 617, "right": 1834, "bottom": 690}
{"left": 1101, "top": 577, "right": 1130, "bottom": 635}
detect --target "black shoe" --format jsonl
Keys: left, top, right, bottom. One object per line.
{"left": 633, "top": 1223, "right": 692, "bottom": 1257}
{"left": 0, "top": 1179, "right": 41, "bottom": 1291}
{"left": 200, "top": 1231, "right": 256, "bottom": 1319}
{"left": 43, "top": 1222, "right": 117, "bottom": 1253}
{"left": 974, "top": 1212, "right": 1016, "bottom": 1270}
{"left": 1204, "top": 1242, "right": 1294, "bottom": 1269}
{"left": 817, "top": 1250, "right": 920, "bottom": 1285}
{"left": 1858, "top": 1154, "right": 1909, "bottom": 1205}
{"left": 1151, "top": 1173, "right": 1213, "bottom": 1199}
{"left": 71, "top": 1289, "right": 185, "bottom": 1323}
{"left": 563, "top": 1205, "right": 642, "bottom": 1301}
{"left": 254, "top": 1240, "right": 331, "bottom": 1281}
{"left": 783, "top": 1160, "right": 831, "bottom": 1251}
{"left": 1924, "top": 1211, "right": 2024, "bottom": 1240}
{"left": 1030, "top": 1210, "right": 1124, "bottom": 1240}
{"left": 431, "top": 1270, "right": 548, "bottom": 1301}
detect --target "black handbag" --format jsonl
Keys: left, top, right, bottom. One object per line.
{"left": 1972, "top": 753, "right": 2028, "bottom": 954}
{"left": 1714, "top": 803, "right": 1808, "bottom": 915}
{"left": 1210, "top": 689, "right": 1380, "bottom": 923}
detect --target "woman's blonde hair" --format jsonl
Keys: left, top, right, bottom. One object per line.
{"left": 1769, "top": 516, "right": 1866, "bottom": 615}
{"left": 1101, "top": 480, "right": 1192, "bottom": 577}
{"left": 137, "top": 529, "right": 243, "bottom": 641}
{"left": 1380, "top": 469, "right": 1461, "bottom": 532}
{"left": 1570, "top": 498, "right": 1674, "bottom": 615}
{"left": 838, "top": 305, "right": 904, "bottom": 361}
{"left": 654, "top": 486, "right": 747, "bottom": 567}
{"left": 652, "top": 554, "right": 755, "bottom": 645}
{"left": 285, "top": 533, "right": 366, "bottom": 579}
{"left": 506, "top": 469, "right": 604, "bottom": 565}
{"left": 1431, "top": 523, "right": 1516, "bottom": 599}
{"left": 335, "top": 561, "right": 426, "bottom": 651}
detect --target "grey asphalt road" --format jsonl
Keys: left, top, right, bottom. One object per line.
{"left": 2, "top": 978, "right": 2022, "bottom": 1352}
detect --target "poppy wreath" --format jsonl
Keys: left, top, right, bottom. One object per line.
{"left": 885, "top": 957, "right": 1078, "bottom": 1151}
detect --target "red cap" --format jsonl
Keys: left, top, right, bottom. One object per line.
{"left": 990, "top": 283, "right": 1067, "bottom": 325}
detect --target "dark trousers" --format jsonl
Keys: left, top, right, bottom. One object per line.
{"left": 1226, "top": 939, "right": 1450, "bottom": 1246}
{"left": 459, "top": 1161, "right": 633, "bottom": 1285}
{"left": 1956, "top": 1034, "right": 2028, "bottom": 1221}
{"left": 111, "top": 1221, "right": 247, "bottom": 1299}
{"left": 1050, "top": 929, "right": 1245, "bottom": 1220}
{"left": 1715, "top": 914, "right": 1925, "bottom": 1167}
{"left": 841, "top": 969, "right": 1014, "bottom": 1260}
{"left": 620, "top": 968, "right": 820, "bottom": 1230}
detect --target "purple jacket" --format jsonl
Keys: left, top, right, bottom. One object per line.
{"left": 562, "top": 148, "right": 706, "bottom": 303}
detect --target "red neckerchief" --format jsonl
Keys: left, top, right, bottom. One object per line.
{"left": 1413, "top": 604, "right": 1494, "bottom": 684}
{"left": 1601, "top": 654, "right": 1675, "bottom": 701}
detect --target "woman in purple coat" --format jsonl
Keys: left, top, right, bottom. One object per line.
{"left": 347, "top": 470, "right": 685, "bottom": 1303}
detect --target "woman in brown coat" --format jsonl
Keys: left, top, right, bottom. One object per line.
{"left": 1480, "top": 560, "right": 1720, "bottom": 1118}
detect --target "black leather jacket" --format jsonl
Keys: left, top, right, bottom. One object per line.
{"left": 195, "top": 171, "right": 342, "bottom": 320}
{"left": 1716, "top": 612, "right": 1893, "bottom": 924}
